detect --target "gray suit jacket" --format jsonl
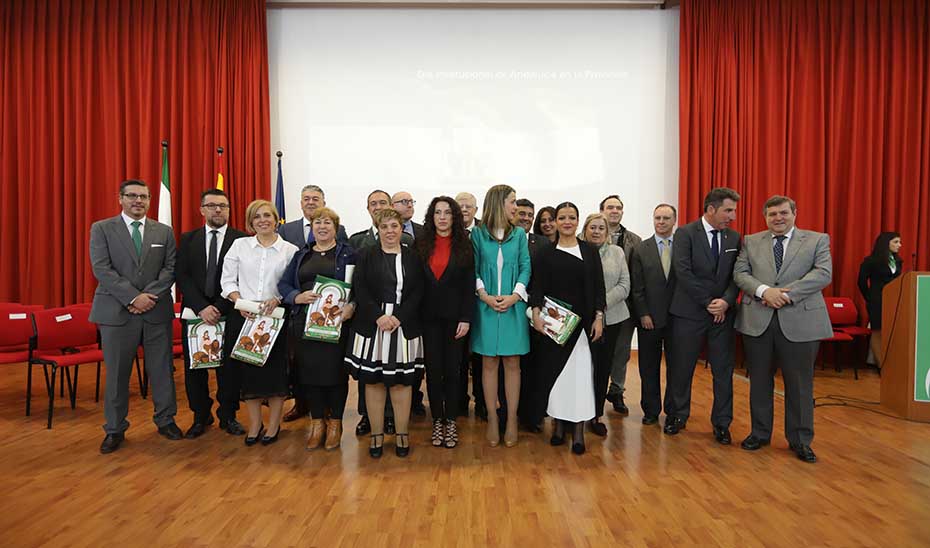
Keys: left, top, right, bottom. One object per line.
{"left": 89, "top": 215, "right": 176, "bottom": 326}
{"left": 733, "top": 228, "right": 833, "bottom": 342}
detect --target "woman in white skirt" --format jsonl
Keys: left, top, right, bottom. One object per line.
{"left": 530, "top": 202, "right": 606, "bottom": 455}
{"left": 345, "top": 209, "right": 425, "bottom": 458}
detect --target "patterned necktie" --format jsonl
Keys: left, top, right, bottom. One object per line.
{"left": 131, "top": 221, "right": 142, "bottom": 256}
{"left": 205, "top": 230, "right": 219, "bottom": 297}
{"left": 888, "top": 256, "right": 895, "bottom": 272}
{"left": 661, "top": 239, "right": 671, "bottom": 278}
{"left": 774, "top": 235, "right": 787, "bottom": 272}
{"left": 710, "top": 230, "right": 720, "bottom": 262}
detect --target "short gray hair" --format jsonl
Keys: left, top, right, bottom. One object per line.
{"left": 763, "top": 195, "right": 797, "bottom": 214}
{"left": 301, "top": 185, "right": 325, "bottom": 198}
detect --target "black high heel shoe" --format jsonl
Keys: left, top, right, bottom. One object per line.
{"left": 261, "top": 424, "right": 281, "bottom": 445}
{"left": 395, "top": 433, "right": 410, "bottom": 457}
{"left": 550, "top": 419, "right": 566, "bottom": 446}
{"left": 245, "top": 424, "right": 265, "bottom": 446}
{"left": 369, "top": 433, "right": 384, "bottom": 458}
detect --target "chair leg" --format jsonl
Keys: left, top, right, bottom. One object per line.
{"left": 67, "top": 366, "right": 79, "bottom": 409}
{"left": 26, "top": 363, "right": 33, "bottom": 416}
{"left": 95, "top": 362, "right": 101, "bottom": 403}
{"left": 60, "top": 369, "right": 65, "bottom": 397}
{"left": 45, "top": 365, "right": 56, "bottom": 429}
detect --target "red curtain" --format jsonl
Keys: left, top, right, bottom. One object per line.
{"left": 0, "top": 0, "right": 270, "bottom": 307}
{"left": 680, "top": 0, "right": 930, "bottom": 307}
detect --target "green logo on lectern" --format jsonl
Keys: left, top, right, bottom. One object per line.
{"left": 916, "top": 276, "right": 930, "bottom": 402}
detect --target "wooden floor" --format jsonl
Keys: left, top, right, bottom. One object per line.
{"left": 2, "top": 356, "right": 929, "bottom": 548}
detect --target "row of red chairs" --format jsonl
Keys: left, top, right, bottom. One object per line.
{"left": 0, "top": 302, "right": 183, "bottom": 429}
{"left": 822, "top": 296, "right": 872, "bottom": 379}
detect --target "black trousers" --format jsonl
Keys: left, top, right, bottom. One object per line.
{"left": 305, "top": 383, "right": 349, "bottom": 420}
{"left": 593, "top": 323, "right": 622, "bottom": 419}
{"left": 636, "top": 323, "right": 674, "bottom": 419}
{"left": 742, "top": 314, "right": 818, "bottom": 446}
{"left": 423, "top": 320, "right": 465, "bottom": 421}
{"left": 181, "top": 321, "right": 240, "bottom": 422}
{"left": 517, "top": 331, "right": 545, "bottom": 425}
{"left": 667, "top": 314, "right": 735, "bottom": 428}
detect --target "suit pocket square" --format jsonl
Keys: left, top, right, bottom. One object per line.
{"left": 150, "top": 244, "right": 165, "bottom": 248}
{"left": 725, "top": 248, "right": 737, "bottom": 253}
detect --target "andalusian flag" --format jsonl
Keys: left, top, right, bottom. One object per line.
{"left": 158, "top": 141, "right": 172, "bottom": 227}
{"left": 216, "top": 146, "right": 226, "bottom": 190}
{"left": 274, "top": 151, "right": 286, "bottom": 224}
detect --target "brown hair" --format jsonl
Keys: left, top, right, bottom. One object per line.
{"left": 244, "top": 199, "right": 279, "bottom": 234}
{"left": 310, "top": 206, "right": 341, "bottom": 230}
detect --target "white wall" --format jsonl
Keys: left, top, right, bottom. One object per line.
{"left": 267, "top": 7, "right": 679, "bottom": 237}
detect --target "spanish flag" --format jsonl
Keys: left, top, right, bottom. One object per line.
{"left": 216, "top": 147, "right": 225, "bottom": 190}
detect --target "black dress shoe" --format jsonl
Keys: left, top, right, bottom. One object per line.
{"left": 385, "top": 416, "right": 396, "bottom": 435}
{"left": 713, "top": 426, "right": 732, "bottom": 445}
{"left": 740, "top": 435, "right": 770, "bottom": 451}
{"left": 395, "top": 433, "right": 410, "bottom": 457}
{"left": 157, "top": 422, "right": 183, "bottom": 441}
{"left": 260, "top": 425, "right": 280, "bottom": 445}
{"left": 184, "top": 421, "right": 209, "bottom": 439}
{"left": 369, "top": 433, "right": 384, "bottom": 458}
{"left": 571, "top": 441, "right": 586, "bottom": 455}
{"left": 220, "top": 418, "right": 246, "bottom": 436}
{"left": 520, "top": 420, "right": 543, "bottom": 434}
{"left": 663, "top": 417, "right": 686, "bottom": 435}
{"left": 550, "top": 419, "right": 566, "bottom": 446}
{"left": 790, "top": 443, "right": 818, "bottom": 463}
{"left": 642, "top": 416, "right": 659, "bottom": 426}
{"left": 245, "top": 425, "right": 265, "bottom": 446}
{"left": 607, "top": 392, "right": 629, "bottom": 415}
{"left": 100, "top": 433, "right": 125, "bottom": 454}
{"left": 356, "top": 415, "right": 371, "bottom": 436}
{"left": 589, "top": 419, "right": 608, "bottom": 437}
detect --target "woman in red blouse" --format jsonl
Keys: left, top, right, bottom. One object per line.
{"left": 417, "top": 196, "right": 476, "bottom": 448}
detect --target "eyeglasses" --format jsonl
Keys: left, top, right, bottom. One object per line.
{"left": 459, "top": 204, "right": 476, "bottom": 211}
{"left": 393, "top": 199, "right": 416, "bottom": 206}
{"left": 202, "top": 203, "right": 230, "bottom": 210}
{"left": 122, "top": 193, "right": 150, "bottom": 201}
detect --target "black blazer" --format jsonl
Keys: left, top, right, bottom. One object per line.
{"left": 420, "top": 242, "right": 476, "bottom": 323}
{"left": 857, "top": 255, "right": 903, "bottom": 329}
{"left": 352, "top": 244, "right": 425, "bottom": 338}
{"left": 669, "top": 219, "right": 740, "bottom": 321}
{"left": 630, "top": 235, "right": 677, "bottom": 329}
{"left": 177, "top": 226, "right": 247, "bottom": 315}
{"left": 529, "top": 238, "right": 607, "bottom": 327}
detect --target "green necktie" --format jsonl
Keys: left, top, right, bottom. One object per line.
{"left": 889, "top": 256, "right": 895, "bottom": 271}
{"left": 131, "top": 221, "right": 142, "bottom": 256}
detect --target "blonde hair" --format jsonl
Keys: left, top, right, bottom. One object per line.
{"left": 310, "top": 206, "right": 340, "bottom": 230}
{"left": 481, "top": 184, "right": 515, "bottom": 240}
{"left": 581, "top": 213, "right": 608, "bottom": 241}
{"left": 375, "top": 208, "right": 403, "bottom": 228}
{"left": 244, "top": 199, "right": 279, "bottom": 234}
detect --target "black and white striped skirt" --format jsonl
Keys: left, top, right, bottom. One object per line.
{"left": 344, "top": 303, "right": 425, "bottom": 387}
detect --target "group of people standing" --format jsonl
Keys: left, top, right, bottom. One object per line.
{"left": 90, "top": 178, "right": 900, "bottom": 465}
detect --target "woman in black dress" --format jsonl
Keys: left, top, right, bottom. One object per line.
{"left": 280, "top": 207, "right": 357, "bottom": 451}
{"left": 417, "top": 196, "right": 475, "bottom": 449}
{"left": 530, "top": 202, "right": 606, "bottom": 455}
{"left": 857, "top": 231, "right": 903, "bottom": 368}
{"left": 345, "top": 208, "right": 426, "bottom": 458}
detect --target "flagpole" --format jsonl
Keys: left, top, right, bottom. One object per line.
{"left": 216, "top": 147, "right": 225, "bottom": 190}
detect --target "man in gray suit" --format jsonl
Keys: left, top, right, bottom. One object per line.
{"left": 734, "top": 195, "right": 832, "bottom": 463}
{"left": 90, "top": 179, "right": 180, "bottom": 454}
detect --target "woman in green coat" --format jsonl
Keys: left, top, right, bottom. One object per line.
{"left": 471, "top": 184, "right": 531, "bottom": 448}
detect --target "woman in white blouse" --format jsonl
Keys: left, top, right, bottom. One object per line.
{"left": 221, "top": 200, "right": 299, "bottom": 446}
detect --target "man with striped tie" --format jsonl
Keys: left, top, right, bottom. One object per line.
{"left": 733, "top": 195, "right": 833, "bottom": 463}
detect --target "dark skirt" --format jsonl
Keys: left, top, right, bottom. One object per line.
{"left": 293, "top": 311, "right": 349, "bottom": 387}
{"left": 225, "top": 311, "right": 289, "bottom": 400}
{"left": 345, "top": 304, "right": 424, "bottom": 387}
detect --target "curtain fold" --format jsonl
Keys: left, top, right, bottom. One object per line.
{"left": 680, "top": 0, "right": 930, "bottom": 310}
{"left": 0, "top": 0, "right": 270, "bottom": 306}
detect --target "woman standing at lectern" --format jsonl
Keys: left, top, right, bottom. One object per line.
{"left": 857, "top": 231, "right": 903, "bottom": 368}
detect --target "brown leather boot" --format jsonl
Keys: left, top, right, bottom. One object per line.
{"left": 324, "top": 419, "right": 342, "bottom": 450}
{"left": 306, "top": 418, "right": 325, "bottom": 450}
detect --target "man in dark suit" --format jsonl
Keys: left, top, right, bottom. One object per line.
{"left": 734, "top": 195, "right": 832, "bottom": 463}
{"left": 665, "top": 187, "right": 741, "bottom": 444}
{"left": 600, "top": 195, "right": 642, "bottom": 415}
{"left": 279, "top": 184, "right": 349, "bottom": 248}
{"left": 392, "top": 191, "right": 425, "bottom": 240}
{"left": 175, "top": 189, "right": 247, "bottom": 438}
{"left": 629, "top": 203, "right": 677, "bottom": 426}
{"left": 89, "top": 180, "right": 180, "bottom": 454}
{"left": 278, "top": 184, "right": 347, "bottom": 423}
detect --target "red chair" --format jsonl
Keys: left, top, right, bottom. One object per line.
{"left": 133, "top": 303, "right": 184, "bottom": 398}
{"left": 822, "top": 297, "right": 869, "bottom": 379}
{"left": 0, "top": 304, "right": 43, "bottom": 354}
{"left": 29, "top": 305, "right": 104, "bottom": 428}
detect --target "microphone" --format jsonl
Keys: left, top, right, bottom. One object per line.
{"left": 911, "top": 252, "right": 917, "bottom": 273}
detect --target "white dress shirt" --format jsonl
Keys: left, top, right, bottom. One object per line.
{"left": 204, "top": 224, "right": 228, "bottom": 267}
{"left": 701, "top": 216, "right": 719, "bottom": 249}
{"left": 302, "top": 218, "right": 313, "bottom": 244}
{"left": 754, "top": 227, "right": 795, "bottom": 298}
{"left": 221, "top": 235, "right": 298, "bottom": 301}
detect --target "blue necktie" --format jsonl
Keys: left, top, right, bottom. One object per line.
{"left": 306, "top": 225, "right": 314, "bottom": 246}
{"left": 710, "top": 230, "right": 720, "bottom": 262}
{"left": 774, "top": 235, "right": 786, "bottom": 272}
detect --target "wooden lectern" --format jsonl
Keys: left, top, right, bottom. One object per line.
{"left": 880, "top": 272, "right": 930, "bottom": 422}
